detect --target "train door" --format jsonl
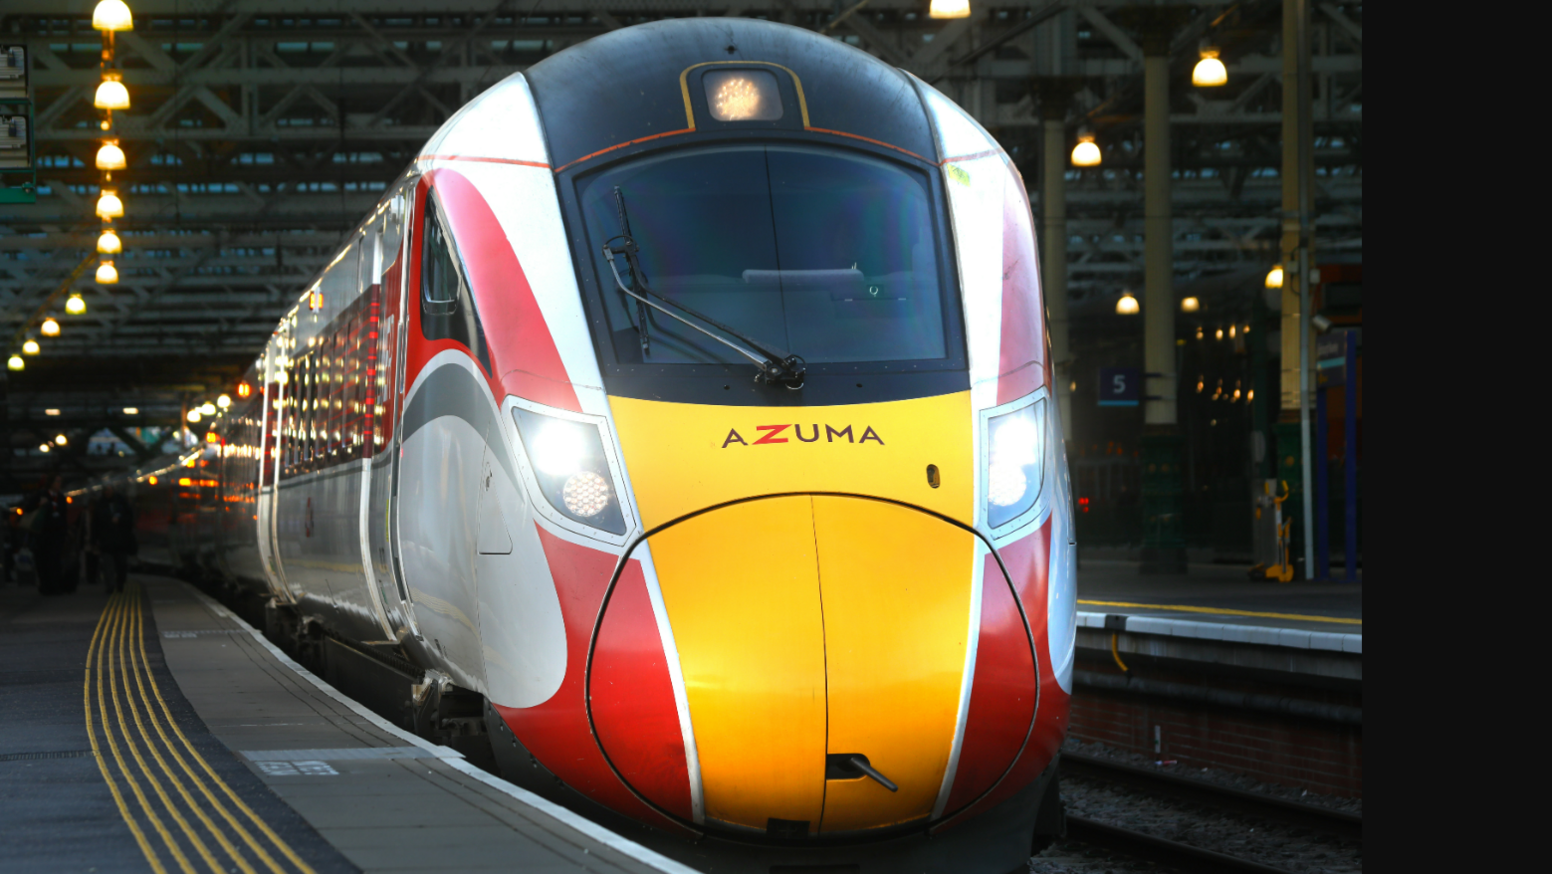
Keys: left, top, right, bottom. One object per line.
{"left": 365, "top": 184, "right": 418, "bottom": 640}
{"left": 355, "top": 211, "right": 397, "bottom": 640}
{"left": 257, "top": 328, "right": 295, "bottom": 602}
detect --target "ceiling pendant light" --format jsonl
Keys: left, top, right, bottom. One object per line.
{"left": 96, "top": 140, "right": 126, "bottom": 171}
{"left": 41, "top": 318, "right": 60, "bottom": 337}
{"left": 23, "top": 339, "right": 40, "bottom": 355}
{"left": 1071, "top": 132, "right": 1102, "bottom": 167}
{"left": 1265, "top": 264, "right": 1284, "bottom": 289}
{"left": 97, "top": 261, "right": 119, "bottom": 284}
{"left": 929, "top": 0, "right": 971, "bottom": 19}
{"left": 1116, "top": 292, "right": 1139, "bottom": 315}
{"left": 1192, "top": 48, "right": 1228, "bottom": 87}
{"left": 1180, "top": 296, "right": 1201, "bottom": 313}
{"left": 97, "top": 229, "right": 122, "bottom": 254}
{"left": 96, "top": 189, "right": 123, "bottom": 219}
{"left": 6, "top": 355, "right": 22, "bottom": 371}
{"left": 92, "top": 0, "right": 135, "bottom": 32}
{"left": 94, "top": 72, "right": 130, "bottom": 111}
{"left": 67, "top": 293, "right": 88, "bottom": 315}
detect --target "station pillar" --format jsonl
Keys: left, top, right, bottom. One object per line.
{"left": 1139, "top": 28, "right": 1186, "bottom": 574}
{"left": 1278, "top": 0, "right": 1316, "bottom": 575}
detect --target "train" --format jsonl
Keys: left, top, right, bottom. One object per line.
{"left": 87, "top": 19, "right": 1077, "bottom": 874}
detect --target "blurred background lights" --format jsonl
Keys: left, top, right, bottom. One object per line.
{"left": 1192, "top": 49, "right": 1228, "bottom": 87}
{"left": 96, "top": 191, "right": 123, "bottom": 219}
{"left": 1071, "top": 133, "right": 1102, "bottom": 167}
{"left": 92, "top": 0, "right": 134, "bottom": 31}
{"left": 929, "top": 0, "right": 971, "bottom": 20}
{"left": 23, "top": 339, "right": 40, "bottom": 355}
{"left": 1116, "top": 292, "right": 1139, "bottom": 315}
{"left": 96, "top": 141, "right": 126, "bottom": 171}
{"left": 96, "top": 261, "right": 119, "bottom": 284}
{"left": 94, "top": 73, "right": 130, "bottom": 110}
{"left": 1180, "top": 296, "right": 1200, "bottom": 313}
{"left": 67, "top": 293, "right": 88, "bottom": 314}
{"left": 97, "top": 230, "right": 121, "bottom": 254}
{"left": 1265, "top": 264, "right": 1284, "bottom": 289}
{"left": 41, "top": 318, "right": 60, "bottom": 337}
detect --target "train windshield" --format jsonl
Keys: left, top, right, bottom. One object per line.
{"left": 578, "top": 145, "right": 951, "bottom": 367}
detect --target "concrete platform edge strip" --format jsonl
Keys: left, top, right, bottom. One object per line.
{"left": 1077, "top": 611, "right": 1362, "bottom": 654}
{"left": 177, "top": 583, "right": 703, "bottom": 874}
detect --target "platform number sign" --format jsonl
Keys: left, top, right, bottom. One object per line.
{"left": 1098, "top": 367, "right": 1141, "bottom": 407}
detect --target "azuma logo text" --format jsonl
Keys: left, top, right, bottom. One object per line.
{"left": 722, "top": 424, "right": 884, "bottom": 448}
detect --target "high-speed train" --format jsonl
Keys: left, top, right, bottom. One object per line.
{"left": 105, "top": 18, "right": 1077, "bottom": 874}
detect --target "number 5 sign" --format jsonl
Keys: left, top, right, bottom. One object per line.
{"left": 1098, "top": 367, "right": 1141, "bottom": 407}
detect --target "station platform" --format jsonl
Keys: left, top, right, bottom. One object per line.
{"left": 1077, "top": 559, "right": 1362, "bottom": 635}
{"left": 1, "top": 575, "right": 696, "bottom": 874}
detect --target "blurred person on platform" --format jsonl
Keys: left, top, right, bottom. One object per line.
{"left": 31, "top": 475, "right": 70, "bottom": 595}
{"left": 94, "top": 484, "right": 135, "bottom": 594}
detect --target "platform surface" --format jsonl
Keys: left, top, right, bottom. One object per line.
{"left": 1077, "top": 560, "right": 1362, "bottom": 634}
{"left": 1, "top": 575, "right": 698, "bottom": 874}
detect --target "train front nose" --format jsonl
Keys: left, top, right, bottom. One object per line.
{"left": 632, "top": 494, "right": 977, "bottom": 835}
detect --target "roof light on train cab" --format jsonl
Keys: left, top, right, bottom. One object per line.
{"left": 929, "top": 0, "right": 971, "bottom": 19}
{"left": 92, "top": 0, "right": 134, "bottom": 31}
{"left": 704, "top": 69, "right": 783, "bottom": 122}
{"left": 1071, "top": 133, "right": 1102, "bottom": 167}
{"left": 187, "top": 409, "right": 201, "bottom": 423}
{"left": 200, "top": 402, "right": 216, "bottom": 415}
{"left": 217, "top": 394, "right": 231, "bottom": 409}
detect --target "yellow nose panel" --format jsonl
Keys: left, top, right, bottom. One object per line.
{"left": 813, "top": 496, "right": 974, "bottom": 832}
{"left": 647, "top": 496, "right": 827, "bottom": 833}
{"left": 608, "top": 392, "right": 974, "bottom": 531}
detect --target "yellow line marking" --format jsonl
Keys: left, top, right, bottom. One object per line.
{"left": 129, "top": 594, "right": 287, "bottom": 874}
{"left": 87, "top": 591, "right": 167, "bottom": 874}
{"left": 134, "top": 584, "right": 318, "bottom": 874}
{"left": 122, "top": 595, "right": 263, "bottom": 874}
{"left": 107, "top": 590, "right": 207, "bottom": 874}
{"left": 1078, "top": 599, "right": 1363, "bottom": 626}
{"left": 98, "top": 594, "right": 196, "bottom": 873}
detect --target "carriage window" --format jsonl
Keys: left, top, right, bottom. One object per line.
{"left": 421, "top": 202, "right": 459, "bottom": 308}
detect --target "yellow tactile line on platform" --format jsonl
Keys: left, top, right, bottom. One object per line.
{"left": 1078, "top": 599, "right": 1363, "bottom": 626}
{"left": 84, "top": 583, "right": 317, "bottom": 874}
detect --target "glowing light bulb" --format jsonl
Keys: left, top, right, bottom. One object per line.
{"left": 92, "top": 0, "right": 134, "bottom": 31}
{"left": 1072, "top": 134, "right": 1102, "bottom": 167}
{"left": 1116, "top": 293, "right": 1139, "bottom": 315}
{"left": 96, "top": 190, "right": 123, "bottom": 219}
{"left": 55, "top": 434, "right": 68, "bottom": 446}
{"left": 1180, "top": 296, "right": 1200, "bottom": 313}
{"left": 217, "top": 394, "right": 231, "bottom": 409}
{"left": 200, "top": 402, "right": 216, "bottom": 415}
{"left": 23, "top": 339, "right": 40, "bottom": 355}
{"left": 94, "top": 74, "right": 130, "bottom": 111}
{"left": 66, "top": 294, "right": 87, "bottom": 315}
{"left": 123, "top": 407, "right": 139, "bottom": 415}
{"left": 96, "top": 141, "right": 126, "bottom": 171}
{"left": 1192, "top": 50, "right": 1228, "bottom": 87}
{"left": 7, "top": 355, "right": 22, "bottom": 371}
{"left": 929, "top": 0, "right": 971, "bottom": 19}
{"left": 41, "top": 318, "right": 60, "bottom": 337}
{"left": 715, "top": 78, "right": 762, "bottom": 120}
{"left": 187, "top": 409, "right": 202, "bottom": 423}
{"left": 97, "top": 230, "right": 121, "bottom": 255}
{"left": 96, "top": 261, "right": 119, "bottom": 284}
{"left": 1265, "top": 265, "right": 1284, "bottom": 289}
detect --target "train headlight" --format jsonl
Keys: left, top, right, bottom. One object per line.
{"left": 513, "top": 408, "right": 627, "bottom": 535}
{"left": 985, "top": 398, "right": 1047, "bottom": 529}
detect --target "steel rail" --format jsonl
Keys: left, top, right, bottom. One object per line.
{"left": 1065, "top": 815, "right": 1299, "bottom": 874}
{"left": 1062, "top": 752, "right": 1362, "bottom": 842}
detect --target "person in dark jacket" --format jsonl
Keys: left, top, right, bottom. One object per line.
{"left": 32, "top": 475, "right": 70, "bottom": 595}
{"left": 93, "top": 484, "right": 135, "bottom": 594}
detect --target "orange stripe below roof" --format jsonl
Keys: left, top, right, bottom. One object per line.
{"left": 417, "top": 153, "right": 551, "bottom": 169}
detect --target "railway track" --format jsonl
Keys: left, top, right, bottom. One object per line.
{"left": 1058, "top": 752, "right": 1361, "bottom": 874}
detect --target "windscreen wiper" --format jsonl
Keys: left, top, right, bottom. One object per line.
{"left": 602, "top": 187, "right": 806, "bottom": 389}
